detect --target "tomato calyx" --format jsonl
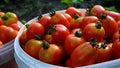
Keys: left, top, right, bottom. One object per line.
{"left": 1, "top": 15, "right": 8, "bottom": 21}
{"left": 34, "top": 35, "right": 41, "bottom": 40}
{"left": 90, "top": 38, "right": 97, "bottom": 47}
{"left": 95, "top": 21, "right": 102, "bottom": 29}
{"left": 49, "top": 10, "right": 56, "bottom": 17}
{"left": 43, "top": 40, "right": 50, "bottom": 49}
{"left": 73, "top": 13, "right": 79, "bottom": 19}
{"left": 75, "top": 30, "right": 82, "bottom": 37}
{"left": 47, "top": 25, "right": 56, "bottom": 34}
{"left": 38, "top": 14, "right": 42, "bottom": 20}
{"left": 100, "top": 13, "right": 107, "bottom": 19}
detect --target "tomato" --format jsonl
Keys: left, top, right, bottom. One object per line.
{"left": 95, "top": 42, "right": 112, "bottom": 63}
{"left": 48, "top": 24, "right": 70, "bottom": 43}
{"left": 79, "top": 16, "right": 99, "bottom": 29}
{"left": 19, "top": 30, "right": 28, "bottom": 46}
{"left": 65, "top": 7, "right": 82, "bottom": 18}
{"left": 0, "top": 25, "right": 17, "bottom": 43}
{"left": 0, "top": 12, "right": 5, "bottom": 17}
{"left": 26, "top": 21, "right": 45, "bottom": 40}
{"left": 82, "top": 22, "right": 105, "bottom": 42}
{"left": 100, "top": 14, "right": 118, "bottom": 40}
{"left": 38, "top": 41, "right": 63, "bottom": 65}
{"left": 63, "top": 13, "right": 73, "bottom": 23}
{"left": 0, "top": 41, "right": 3, "bottom": 46}
{"left": 70, "top": 28, "right": 82, "bottom": 34}
{"left": 43, "top": 34, "right": 53, "bottom": 44}
{"left": 24, "top": 39, "right": 43, "bottom": 59}
{"left": 9, "top": 23, "right": 21, "bottom": 31}
{"left": 117, "top": 20, "right": 120, "bottom": 29}
{"left": 68, "top": 41, "right": 98, "bottom": 67}
{"left": 112, "top": 30, "right": 120, "bottom": 41}
{"left": 50, "top": 12, "right": 70, "bottom": 29}
{"left": 38, "top": 15, "right": 51, "bottom": 31}
{"left": 0, "top": 18, "right": 3, "bottom": 25}
{"left": 64, "top": 30, "right": 86, "bottom": 55}
{"left": 90, "top": 5, "right": 106, "bottom": 18}
{"left": 112, "top": 39, "right": 120, "bottom": 58}
{"left": 106, "top": 11, "right": 120, "bottom": 22}
{"left": 1, "top": 12, "right": 18, "bottom": 26}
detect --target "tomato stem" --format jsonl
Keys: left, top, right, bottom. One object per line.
{"left": 73, "top": 13, "right": 79, "bottom": 19}
{"left": 43, "top": 40, "right": 50, "bottom": 49}
{"left": 95, "top": 21, "right": 102, "bottom": 29}
{"left": 1, "top": 15, "right": 8, "bottom": 20}
{"left": 101, "top": 41, "right": 107, "bottom": 49}
{"left": 38, "top": 14, "right": 42, "bottom": 20}
{"left": 90, "top": 38, "right": 97, "bottom": 47}
{"left": 100, "top": 13, "right": 107, "bottom": 19}
{"left": 47, "top": 25, "right": 56, "bottom": 34}
{"left": 49, "top": 10, "right": 56, "bottom": 17}
{"left": 34, "top": 35, "right": 41, "bottom": 40}
{"left": 75, "top": 30, "right": 82, "bottom": 37}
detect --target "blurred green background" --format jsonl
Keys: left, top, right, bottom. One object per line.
{"left": 0, "top": 0, "right": 119, "bottom": 21}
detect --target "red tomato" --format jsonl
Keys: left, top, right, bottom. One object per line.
{"left": 26, "top": 21, "right": 45, "bottom": 40}
{"left": 0, "top": 41, "right": 3, "bottom": 46}
{"left": 50, "top": 13, "right": 70, "bottom": 29}
{"left": 1, "top": 12, "right": 18, "bottom": 26}
{"left": 95, "top": 42, "right": 112, "bottom": 63}
{"left": 79, "top": 16, "right": 99, "bottom": 29}
{"left": 9, "top": 23, "right": 21, "bottom": 31}
{"left": 38, "top": 15, "right": 51, "bottom": 31}
{"left": 65, "top": 7, "right": 82, "bottom": 18}
{"left": 0, "top": 18, "right": 3, "bottom": 25}
{"left": 38, "top": 41, "right": 63, "bottom": 65}
{"left": 70, "top": 28, "right": 82, "bottom": 34}
{"left": 64, "top": 30, "right": 86, "bottom": 55}
{"left": 24, "top": 39, "right": 43, "bottom": 59}
{"left": 43, "top": 34, "right": 53, "bottom": 44}
{"left": 112, "top": 39, "right": 120, "bottom": 58}
{"left": 0, "top": 25, "right": 17, "bottom": 43}
{"left": 112, "top": 30, "right": 120, "bottom": 41}
{"left": 63, "top": 13, "right": 73, "bottom": 23}
{"left": 90, "top": 5, "right": 106, "bottom": 18}
{"left": 48, "top": 24, "right": 70, "bottom": 43}
{"left": 68, "top": 41, "right": 98, "bottom": 67}
{"left": 117, "top": 20, "right": 120, "bottom": 29}
{"left": 106, "top": 11, "right": 120, "bottom": 22}
{"left": 100, "top": 15, "right": 118, "bottom": 40}
{"left": 82, "top": 22, "right": 105, "bottom": 42}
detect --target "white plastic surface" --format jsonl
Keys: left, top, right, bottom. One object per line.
{"left": 0, "top": 21, "right": 23, "bottom": 65}
{"left": 14, "top": 9, "right": 120, "bottom": 68}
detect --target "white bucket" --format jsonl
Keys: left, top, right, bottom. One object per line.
{"left": 14, "top": 9, "right": 120, "bottom": 68}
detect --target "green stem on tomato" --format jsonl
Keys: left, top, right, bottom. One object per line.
{"left": 47, "top": 25, "right": 56, "bottom": 34}
{"left": 75, "top": 30, "right": 82, "bottom": 37}
{"left": 43, "top": 40, "right": 50, "bottom": 49}
{"left": 95, "top": 21, "right": 102, "bottom": 29}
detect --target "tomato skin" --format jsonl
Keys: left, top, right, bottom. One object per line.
{"left": 26, "top": 21, "right": 45, "bottom": 40}
{"left": 95, "top": 43, "right": 112, "bottom": 63}
{"left": 82, "top": 23, "right": 105, "bottom": 42}
{"left": 0, "top": 18, "right": 3, "bottom": 25}
{"left": 0, "top": 12, "right": 5, "bottom": 17}
{"left": 79, "top": 16, "right": 99, "bottom": 29}
{"left": 63, "top": 13, "right": 73, "bottom": 23}
{"left": 70, "top": 28, "right": 82, "bottom": 34}
{"left": 69, "top": 42, "right": 97, "bottom": 67}
{"left": 0, "top": 25, "right": 17, "bottom": 43}
{"left": 65, "top": 7, "right": 82, "bottom": 18}
{"left": 1, "top": 12, "right": 18, "bottom": 26}
{"left": 112, "top": 30, "right": 120, "bottom": 41}
{"left": 44, "top": 34, "right": 53, "bottom": 44}
{"left": 91, "top": 5, "right": 106, "bottom": 18}
{"left": 117, "top": 20, "right": 120, "bottom": 29}
{"left": 9, "top": 23, "right": 21, "bottom": 31}
{"left": 0, "top": 41, "right": 3, "bottom": 46}
{"left": 50, "top": 13, "right": 70, "bottom": 29}
{"left": 24, "top": 39, "right": 43, "bottom": 59}
{"left": 39, "top": 43, "right": 63, "bottom": 65}
{"left": 106, "top": 11, "right": 120, "bottom": 22}
{"left": 112, "top": 39, "right": 120, "bottom": 58}
{"left": 100, "top": 15, "right": 118, "bottom": 40}
{"left": 38, "top": 15, "right": 51, "bottom": 31}
{"left": 51, "top": 24, "right": 70, "bottom": 43}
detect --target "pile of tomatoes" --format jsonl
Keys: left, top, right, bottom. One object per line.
{"left": 19, "top": 5, "right": 120, "bottom": 67}
{"left": 0, "top": 11, "right": 21, "bottom": 46}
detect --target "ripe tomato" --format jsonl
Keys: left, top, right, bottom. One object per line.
{"left": 65, "top": 7, "right": 82, "bottom": 18}
{"left": 117, "top": 20, "right": 120, "bottom": 29}
{"left": 48, "top": 24, "right": 70, "bottom": 43}
{"left": 70, "top": 28, "right": 82, "bottom": 34}
{"left": 63, "top": 13, "right": 73, "bottom": 23}
{"left": 68, "top": 41, "right": 98, "bottom": 67}
{"left": 38, "top": 15, "right": 51, "bottom": 31}
{"left": 0, "top": 18, "right": 3, "bottom": 25}
{"left": 26, "top": 21, "right": 45, "bottom": 40}
{"left": 1, "top": 12, "right": 18, "bottom": 26}
{"left": 0, "top": 25, "right": 17, "bottom": 43}
{"left": 50, "top": 13, "right": 70, "bottom": 29}
{"left": 100, "top": 14, "right": 118, "bottom": 40}
{"left": 112, "top": 39, "right": 120, "bottom": 58}
{"left": 90, "top": 5, "right": 106, "bottom": 18}
{"left": 106, "top": 10, "right": 120, "bottom": 22}
{"left": 9, "top": 23, "right": 21, "bottom": 31}
{"left": 43, "top": 34, "right": 53, "bottom": 44}
{"left": 112, "top": 30, "right": 120, "bottom": 41}
{"left": 24, "top": 39, "right": 43, "bottom": 59}
{"left": 0, "top": 41, "right": 3, "bottom": 46}
{"left": 64, "top": 30, "right": 86, "bottom": 55}
{"left": 82, "top": 22, "right": 105, "bottom": 42}
{"left": 79, "top": 16, "right": 99, "bottom": 29}
{"left": 95, "top": 42, "right": 112, "bottom": 63}
{"left": 38, "top": 41, "right": 63, "bottom": 65}
{"left": 0, "top": 12, "right": 5, "bottom": 17}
